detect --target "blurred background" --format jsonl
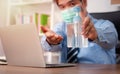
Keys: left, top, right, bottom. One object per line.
{"left": 0, "top": 0, "right": 120, "bottom": 57}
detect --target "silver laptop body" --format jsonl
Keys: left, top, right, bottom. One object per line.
{"left": 0, "top": 24, "right": 76, "bottom": 67}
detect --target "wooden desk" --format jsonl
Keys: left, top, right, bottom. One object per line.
{"left": 0, "top": 64, "right": 120, "bottom": 74}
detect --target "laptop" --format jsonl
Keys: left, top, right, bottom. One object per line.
{"left": 0, "top": 24, "right": 76, "bottom": 68}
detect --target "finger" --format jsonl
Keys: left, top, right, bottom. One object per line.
{"left": 82, "top": 22, "right": 93, "bottom": 35}
{"left": 46, "top": 36, "right": 57, "bottom": 45}
{"left": 41, "top": 26, "right": 50, "bottom": 33}
{"left": 50, "top": 34, "right": 63, "bottom": 43}
{"left": 45, "top": 32, "right": 54, "bottom": 39}
{"left": 49, "top": 34, "right": 58, "bottom": 41}
{"left": 50, "top": 34, "right": 63, "bottom": 41}
{"left": 55, "top": 35, "right": 63, "bottom": 43}
{"left": 88, "top": 28, "right": 98, "bottom": 40}
{"left": 55, "top": 38, "right": 61, "bottom": 44}
{"left": 55, "top": 34, "right": 63, "bottom": 39}
{"left": 82, "top": 16, "right": 91, "bottom": 29}
{"left": 51, "top": 38, "right": 62, "bottom": 45}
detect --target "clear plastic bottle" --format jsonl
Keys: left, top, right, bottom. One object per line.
{"left": 73, "top": 7, "right": 88, "bottom": 48}
{"left": 66, "top": 23, "right": 75, "bottom": 48}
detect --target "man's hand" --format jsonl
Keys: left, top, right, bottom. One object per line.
{"left": 41, "top": 26, "right": 63, "bottom": 45}
{"left": 81, "top": 16, "right": 98, "bottom": 41}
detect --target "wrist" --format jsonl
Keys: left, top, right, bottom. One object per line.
{"left": 46, "top": 39, "right": 60, "bottom": 45}
{"left": 89, "top": 37, "right": 99, "bottom": 43}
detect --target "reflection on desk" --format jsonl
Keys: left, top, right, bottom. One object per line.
{"left": 0, "top": 64, "right": 119, "bottom": 74}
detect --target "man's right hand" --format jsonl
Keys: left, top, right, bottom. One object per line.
{"left": 41, "top": 26, "right": 63, "bottom": 45}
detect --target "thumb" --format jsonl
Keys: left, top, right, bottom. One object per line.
{"left": 41, "top": 26, "right": 50, "bottom": 33}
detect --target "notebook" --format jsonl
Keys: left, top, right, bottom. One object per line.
{"left": 0, "top": 24, "right": 76, "bottom": 68}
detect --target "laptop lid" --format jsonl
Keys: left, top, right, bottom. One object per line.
{"left": 0, "top": 24, "right": 46, "bottom": 67}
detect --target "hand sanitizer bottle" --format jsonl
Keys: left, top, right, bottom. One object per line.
{"left": 73, "top": 6, "right": 88, "bottom": 48}
{"left": 66, "top": 23, "right": 75, "bottom": 48}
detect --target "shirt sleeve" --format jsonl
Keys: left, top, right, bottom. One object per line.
{"left": 93, "top": 20, "right": 118, "bottom": 49}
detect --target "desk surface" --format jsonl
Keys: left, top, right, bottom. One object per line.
{"left": 0, "top": 64, "right": 120, "bottom": 74}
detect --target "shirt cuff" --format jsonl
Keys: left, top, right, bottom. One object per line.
{"left": 41, "top": 35, "right": 62, "bottom": 51}
{"left": 41, "top": 35, "right": 52, "bottom": 51}
{"left": 92, "top": 28, "right": 107, "bottom": 43}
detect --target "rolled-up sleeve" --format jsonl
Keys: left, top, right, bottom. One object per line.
{"left": 94, "top": 20, "right": 118, "bottom": 49}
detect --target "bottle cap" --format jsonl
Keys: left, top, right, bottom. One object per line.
{"left": 73, "top": 6, "right": 81, "bottom": 22}
{"left": 73, "top": 6, "right": 81, "bottom": 13}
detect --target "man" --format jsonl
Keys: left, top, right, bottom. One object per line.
{"left": 41, "top": 0, "right": 118, "bottom": 64}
